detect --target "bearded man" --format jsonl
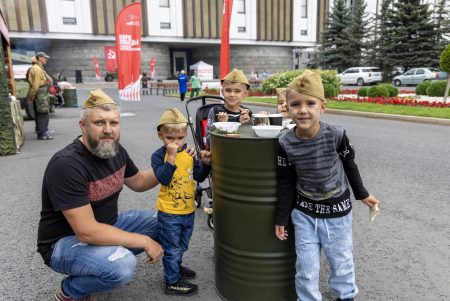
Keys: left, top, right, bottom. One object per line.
{"left": 36, "top": 90, "right": 207, "bottom": 300}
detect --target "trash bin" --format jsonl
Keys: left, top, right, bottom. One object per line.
{"left": 210, "top": 125, "right": 296, "bottom": 301}
{"left": 63, "top": 88, "right": 78, "bottom": 108}
{"left": 75, "top": 70, "right": 83, "bottom": 83}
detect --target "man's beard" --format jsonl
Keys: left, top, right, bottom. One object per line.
{"left": 87, "top": 132, "right": 119, "bottom": 159}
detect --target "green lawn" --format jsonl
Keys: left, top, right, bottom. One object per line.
{"left": 244, "top": 97, "right": 450, "bottom": 120}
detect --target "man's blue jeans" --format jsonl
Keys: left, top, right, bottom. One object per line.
{"left": 157, "top": 211, "right": 195, "bottom": 284}
{"left": 49, "top": 210, "right": 159, "bottom": 299}
{"left": 291, "top": 209, "right": 358, "bottom": 301}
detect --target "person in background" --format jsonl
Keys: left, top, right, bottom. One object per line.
{"left": 275, "top": 70, "right": 380, "bottom": 301}
{"left": 151, "top": 108, "right": 211, "bottom": 296}
{"left": 142, "top": 72, "right": 149, "bottom": 95}
{"left": 37, "top": 90, "right": 168, "bottom": 301}
{"left": 189, "top": 71, "right": 202, "bottom": 98}
{"left": 28, "top": 52, "right": 53, "bottom": 140}
{"left": 276, "top": 88, "right": 289, "bottom": 119}
{"left": 178, "top": 70, "right": 188, "bottom": 102}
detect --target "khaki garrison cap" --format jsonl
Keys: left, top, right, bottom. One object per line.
{"left": 221, "top": 69, "right": 250, "bottom": 89}
{"left": 157, "top": 108, "right": 188, "bottom": 130}
{"left": 288, "top": 70, "right": 326, "bottom": 102}
{"left": 35, "top": 52, "right": 50, "bottom": 59}
{"left": 82, "top": 89, "right": 117, "bottom": 109}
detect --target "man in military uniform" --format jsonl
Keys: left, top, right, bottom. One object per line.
{"left": 28, "top": 52, "right": 52, "bottom": 140}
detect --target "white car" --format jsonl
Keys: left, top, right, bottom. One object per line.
{"left": 338, "top": 67, "right": 382, "bottom": 86}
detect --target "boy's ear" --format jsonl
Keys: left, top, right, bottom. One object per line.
{"left": 157, "top": 131, "right": 163, "bottom": 140}
{"left": 320, "top": 101, "right": 327, "bottom": 113}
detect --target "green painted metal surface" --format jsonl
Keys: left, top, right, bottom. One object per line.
{"left": 63, "top": 89, "right": 78, "bottom": 107}
{"left": 211, "top": 125, "right": 296, "bottom": 301}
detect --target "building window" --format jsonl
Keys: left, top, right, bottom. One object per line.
{"left": 62, "top": 17, "right": 77, "bottom": 25}
{"left": 300, "top": 30, "right": 308, "bottom": 36}
{"left": 159, "top": 0, "right": 169, "bottom": 7}
{"left": 160, "top": 22, "right": 171, "bottom": 29}
{"left": 237, "top": 0, "right": 245, "bottom": 13}
{"left": 301, "top": 0, "right": 307, "bottom": 18}
{"left": 238, "top": 26, "right": 246, "bottom": 32}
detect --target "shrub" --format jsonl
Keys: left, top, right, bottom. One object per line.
{"left": 367, "top": 85, "right": 389, "bottom": 98}
{"left": 415, "top": 81, "right": 431, "bottom": 95}
{"left": 357, "top": 87, "right": 369, "bottom": 97}
{"left": 426, "top": 80, "right": 447, "bottom": 97}
{"left": 323, "top": 83, "right": 339, "bottom": 98}
{"left": 261, "top": 69, "right": 340, "bottom": 94}
{"left": 378, "top": 83, "right": 399, "bottom": 97}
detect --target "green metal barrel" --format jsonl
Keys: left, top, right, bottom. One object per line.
{"left": 63, "top": 88, "right": 78, "bottom": 107}
{"left": 210, "top": 125, "right": 296, "bottom": 301}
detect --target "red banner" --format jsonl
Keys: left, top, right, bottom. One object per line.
{"left": 220, "top": 0, "right": 233, "bottom": 79}
{"left": 115, "top": 2, "right": 142, "bottom": 101}
{"left": 92, "top": 56, "right": 101, "bottom": 80}
{"left": 150, "top": 56, "right": 155, "bottom": 79}
{"left": 104, "top": 46, "right": 117, "bottom": 73}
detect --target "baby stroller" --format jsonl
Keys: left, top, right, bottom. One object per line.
{"left": 185, "top": 95, "right": 224, "bottom": 229}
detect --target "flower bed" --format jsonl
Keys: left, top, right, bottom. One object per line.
{"left": 339, "top": 88, "right": 414, "bottom": 95}
{"left": 330, "top": 96, "right": 450, "bottom": 108}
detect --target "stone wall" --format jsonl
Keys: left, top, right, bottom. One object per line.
{"left": 42, "top": 40, "right": 293, "bottom": 82}
{"left": 191, "top": 45, "right": 293, "bottom": 79}
{"left": 44, "top": 40, "right": 172, "bottom": 82}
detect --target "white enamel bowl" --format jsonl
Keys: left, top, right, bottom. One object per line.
{"left": 252, "top": 125, "right": 283, "bottom": 138}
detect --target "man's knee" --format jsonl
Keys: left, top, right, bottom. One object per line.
{"left": 102, "top": 247, "right": 137, "bottom": 287}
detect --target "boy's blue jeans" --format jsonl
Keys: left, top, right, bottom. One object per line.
{"left": 291, "top": 209, "right": 358, "bottom": 301}
{"left": 49, "top": 210, "right": 159, "bottom": 299}
{"left": 158, "top": 211, "right": 195, "bottom": 284}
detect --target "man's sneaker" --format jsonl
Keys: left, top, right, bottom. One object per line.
{"left": 165, "top": 279, "right": 198, "bottom": 296}
{"left": 38, "top": 134, "right": 53, "bottom": 140}
{"left": 55, "top": 287, "right": 96, "bottom": 301}
{"left": 180, "top": 265, "right": 196, "bottom": 279}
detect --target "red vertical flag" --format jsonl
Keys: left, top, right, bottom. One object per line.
{"left": 150, "top": 56, "right": 156, "bottom": 79}
{"left": 92, "top": 56, "right": 101, "bottom": 80}
{"left": 104, "top": 46, "right": 117, "bottom": 73}
{"left": 115, "top": 2, "right": 142, "bottom": 101}
{"left": 220, "top": 0, "right": 233, "bottom": 79}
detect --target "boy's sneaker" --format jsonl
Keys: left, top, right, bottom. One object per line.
{"left": 180, "top": 265, "right": 196, "bottom": 279}
{"left": 55, "top": 287, "right": 96, "bottom": 301}
{"left": 165, "top": 279, "right": 198, "bottom": 296}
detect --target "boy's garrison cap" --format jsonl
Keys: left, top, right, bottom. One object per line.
{"left": 221, "top": 69, "right": 250, "bottom": 89}
{"left": 158, "top": 108, "right": 188, "bottom": 130}
{"left": 288, "top": 70, "right": 326, "bottom": 102}
{"left": 82, "top": 89, "right": 117, "bottom": 109}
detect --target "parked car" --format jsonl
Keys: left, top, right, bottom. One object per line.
{"left": 392, "top": 67, "right": 448, "bottom": 86}
{"left": 338, "top": 67, "right": 382, "bottom": 86}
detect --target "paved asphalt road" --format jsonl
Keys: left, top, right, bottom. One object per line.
{"left": 0, "top": 88, "right": 449, "bottom": 300}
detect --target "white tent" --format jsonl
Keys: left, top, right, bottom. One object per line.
{"left": 189, "top": 60, "right": 213, "bottom": 80}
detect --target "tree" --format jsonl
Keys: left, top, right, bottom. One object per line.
{"left": 434, "top": 0, "right": 450, "bottom": 57}
{"left": 389, "top": 0, "right": 437, "bottom": 71}
{"left": 316, "top": 0, "right": 351, "bottom": 72}
{"left": 340, "top": 0, "right": 371, "bottom": 69}
{"left": 439, "top": 45, "right": 450, "bottom": 102}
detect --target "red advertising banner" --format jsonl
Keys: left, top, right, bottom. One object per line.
{"left": 104, "top": 46, "right": 117, "bottom": 73}
{"left": 150, "top": 56, "right": 155, "bottom": 79}
{"left": 115, "top": 2, "right": 142, "bottom": 101}
{"left": 220, "top": 0, "right": 233, "bottom": 79}
{"left": 92, "top": 56, "right": 101, "bottom": 80}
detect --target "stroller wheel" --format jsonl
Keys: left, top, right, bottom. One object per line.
{"left": 207, "top": 215, "right": 214, "bottom": 229}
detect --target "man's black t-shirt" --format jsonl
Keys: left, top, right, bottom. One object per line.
{"left": 37, "top": 137, "right": 138, "bottom": 266}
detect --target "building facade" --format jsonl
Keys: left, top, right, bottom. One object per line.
{"left": 1, "top": 0, "right": 330, "bottom": 81}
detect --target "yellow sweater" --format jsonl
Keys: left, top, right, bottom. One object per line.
{"left": 156, "top": 151, "right": 196, "bottom": 215}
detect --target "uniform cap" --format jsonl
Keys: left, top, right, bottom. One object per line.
{"left": 35, "top": 52, "right": 50, "bottom": 59}
{"left": 82, "top": 89, "right": 117, "bottom": 109}
{"left": 221, "top": 69, "right": 250, "bottom": 89}
{"left": 157, "top": 108, "right": 188, "bottom": 130}
{"left": 287, "top": 70, "right": 326, "bottom": 102}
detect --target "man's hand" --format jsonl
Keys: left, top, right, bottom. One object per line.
{"left": 144, "top": 238, "right": 164, "bottom": 264}
{"left": 200, "top": 150, "right": 211, "bottom": 166}
{"left": 185, "top": 145, "right": 196, "bottom": 158}
{"left": 275, "top": 225, "right": 288, "bottom": 241}
{"left": 362, "top": 194, "right": 380, "bottom": 209}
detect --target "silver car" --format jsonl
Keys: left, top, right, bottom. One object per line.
{"left": 392, "top": 67, "right": 448, "bottom": 86}
{"left": 338, "top": 67, "right": 382, "bottom": 86}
